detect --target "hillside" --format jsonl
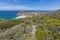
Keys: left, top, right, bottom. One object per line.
{"left": 17, "top": 11, "right": 47, "bottom": 17}
{"left": 0, "top": 9, "right": 60, "bottom": 40}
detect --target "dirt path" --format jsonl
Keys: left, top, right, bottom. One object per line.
{"left": 30, "top": 25, "right": 37, "bottom": 40}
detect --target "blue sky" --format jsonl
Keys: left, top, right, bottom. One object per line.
{"left": 0, "top": 0, "right": 60, "bottom": 10}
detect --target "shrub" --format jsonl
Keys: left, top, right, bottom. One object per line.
{"left": 0, "top": 24, "right": 32, "bottom": 40}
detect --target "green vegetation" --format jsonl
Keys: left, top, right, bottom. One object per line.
{"left": 36, "top": 29, "right": 48, "bottom": 40}
{"left": 0, "top": 10, "right": 60, "bottom": 40}
{"left": 35, "top": 16, "right": 60, "bottom": 40}
{"left": 0, "top": 25, "right": 32, "bottom": 40}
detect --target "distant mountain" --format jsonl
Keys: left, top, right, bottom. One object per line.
{"left": 50, "top": 9, "right": 60, "bottom": 15}
{"left": 44, "top": 9, "right": 60, "bottom": 19}
{"left": 55, "top": 9, "right": 60, "bottom": 12}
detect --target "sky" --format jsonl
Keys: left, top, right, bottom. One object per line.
{"left": 0, "top": 0, "right": 60, "bottom": 10}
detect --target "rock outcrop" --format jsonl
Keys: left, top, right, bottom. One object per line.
{"left": 17, "top": 11, "right": 46, "bottom": 18}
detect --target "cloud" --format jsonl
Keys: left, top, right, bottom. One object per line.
{"left": 0, "top": 6, "right": 33, "bottom": 10}
{"left": 0, "top": 2, "right": 7, "bottom": 4}
{"left": 0, "top": 5, "right": 59, "bottom": 10}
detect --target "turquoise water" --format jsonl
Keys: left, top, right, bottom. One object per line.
{"left": 0, "top": 11, "right": 19, "bottom": 19}
{"left": 0, "top": 10, "right": 52, "bottom": 19}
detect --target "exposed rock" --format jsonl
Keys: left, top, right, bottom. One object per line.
{"left": 46, "top": 26, "right": 52, "bottom": 32}
{"left": 17, "top": 11, "right": 46, "bottom": 18}
{"left": 56, "top": 27, "right": 60, "bottom": 32}
{"left": 46, "top": 36, "right": 50, "bottom": 40}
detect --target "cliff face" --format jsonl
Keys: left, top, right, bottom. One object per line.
{"left": 17, "top": 11, "right": 46, "bottom": 17}
{"left": 17, "top": 9, "right": 60, "bottom": 18}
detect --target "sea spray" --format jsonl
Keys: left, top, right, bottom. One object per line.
{"left": 13, "top": 16, "right": 26, "bottom": 19}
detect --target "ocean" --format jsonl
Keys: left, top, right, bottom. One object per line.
{"left": 0, "top": 10, "right": 52, "bottom": 19}
{"left": 0, "top": 11, "right": 19, "bottom": 19}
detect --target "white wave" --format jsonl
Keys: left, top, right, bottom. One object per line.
{"left": 14, "top": 16, "right": 26, "bottom": 19}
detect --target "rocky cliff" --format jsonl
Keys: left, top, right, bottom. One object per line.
{"left": 17, "top": 11, "right": 47, "bottom": 17}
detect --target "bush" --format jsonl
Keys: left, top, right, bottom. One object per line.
{"left": 0, "top": 24, "right": 32, "bottom": 40}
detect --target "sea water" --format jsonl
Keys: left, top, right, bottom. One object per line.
{"left": 0, "top": 11, "right": 19, "bottom": 19}
{"left": 0, "top": 10, "right": 52, "bottom": 19}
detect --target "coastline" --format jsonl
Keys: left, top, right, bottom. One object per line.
{"left": 13, "top": 16, "right": 26, "bottom": 19}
